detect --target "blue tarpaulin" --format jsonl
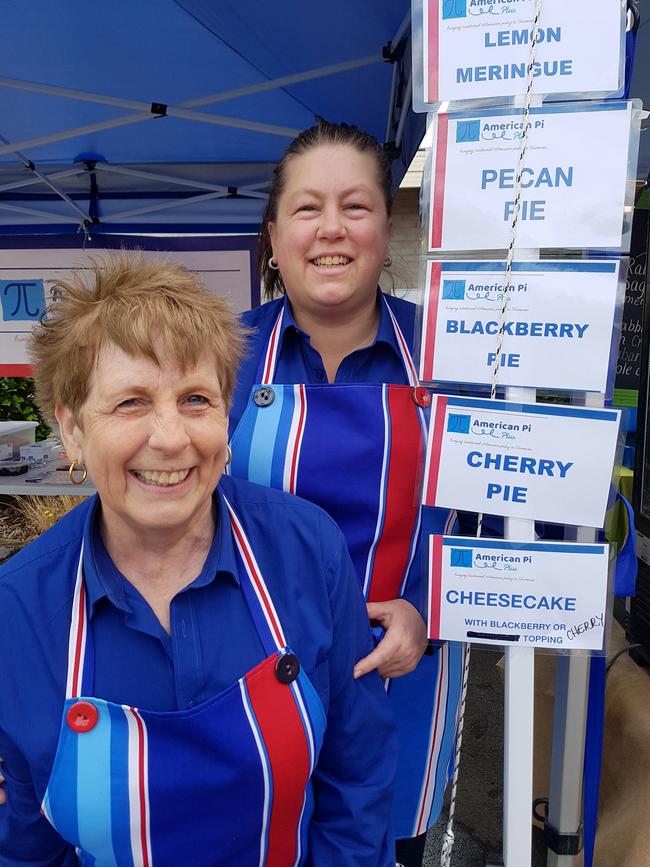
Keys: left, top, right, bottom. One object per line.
{"left": 0, "top": 0, "right": 423, "bottom": 235}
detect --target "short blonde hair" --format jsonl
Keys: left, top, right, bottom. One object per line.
{"left": 29, "top": 254, "right": 245, "bottom": 423}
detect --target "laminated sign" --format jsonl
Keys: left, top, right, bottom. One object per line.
{"left": 426, "top": 100, "right": 640, "bottom": 252}
{"left": 422, "top": 395, "right": 620, "bottom": 526}
{"left": 419, "top": 260, "right": 621, "bottom": 392}
{"left": 428, "top": 536, "right": 609, "bottom": 650}
{"left": 417, "top": 0, "right": 625, "bottom": 107}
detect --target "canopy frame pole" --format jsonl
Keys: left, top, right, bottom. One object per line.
{"left": 0, "top": 167, "right": 83, "bottom": 194}
{"left": 107, "top": 190, "right": 231, "bottom": 222}
{"left": 183, "top": 55, "right": 382, "bottom": 107}
{"left": 0, "top": 109, "right": 299, "bottom": 158}
{"left": 391, "top": 10, "right": 411, "bottom": 50}
{"left": 384, "top": 63, "right": 399, "bottom": 144}
{"left": 545, "top": 389, "right": 607, "bottom": 867}
{"left": 94, "top": 164, "right": 236, "bottom": 193}
{"left": 395, "top": 73, "right": 413, "bottom": 148}
{"left": 107, "top": 183, "right": 270, "bottom": 222}
{"left": 0, "top": 132, "right": 90, "bottom": 223}
{"left": 0, "top": 50, "right": 389, "bottom": 157}
{"left": 0, "top": 202, "right": 74, "bottom": 222}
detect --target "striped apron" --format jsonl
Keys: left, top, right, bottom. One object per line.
{"left": 41, "top": 498, "right": 326, "bottom": 866}
{"left": 229, "top": 296, "right": 463, "bottom": 838}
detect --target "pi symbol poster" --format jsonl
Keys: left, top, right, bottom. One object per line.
{"left": 418, "top": 0, "right": 625, "bottom": 107}
{"left": 428, "top": 536, "right": 609, "bottom": 651}
{"left": 426, "top": 101, "right": 640, "bottom": 252}
{"left": 422, "top": 395, "right": 621, "bottom": 527}
{"left": 419, "top": 259, "right": 621, "bottom": 392}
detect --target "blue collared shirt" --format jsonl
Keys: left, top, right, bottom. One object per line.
{"left": 230, "top": 291, "right": 416, "bottom": 433}
{"left": 0, "top": 476, "right": 396, "bottom": 866}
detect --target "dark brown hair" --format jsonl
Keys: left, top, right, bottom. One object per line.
{"left": 258, "top": 118, "right": 393, "bottom": 300}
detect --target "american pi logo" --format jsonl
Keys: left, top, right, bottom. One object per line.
{"left": 443, "top": 0, "right": 467, "bottom": 19}
{"left": 442, "top": 279, "right": 465, "bottom": 300}
{"left": 447, "top": 413, "right": 471, "bottom": 434}
{"left": 450, "top": 548, "right": 473, "bottom": 568}
{"left": 456, "top": 120, "right": 480, "bottom": 143}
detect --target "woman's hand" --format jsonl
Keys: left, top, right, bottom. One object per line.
{"left": 0, "top": 762, "right": 6, "bottom": 806}
{"left": 353, "top": 599, "right": 427, "bottom": 680}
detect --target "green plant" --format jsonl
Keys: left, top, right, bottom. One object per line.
{"left": 0, "top": 378, "right": 50, "bottom": 440}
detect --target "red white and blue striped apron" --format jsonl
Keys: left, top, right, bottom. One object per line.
{"left": 228, "top": 296, "right": 463, "bottom": 838}
{"left": 41, "top": 499, "right": 326, "bottom": 866}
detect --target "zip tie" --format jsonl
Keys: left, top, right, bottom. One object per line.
{"left": 440, "top": 2, "right": 543, "bottom": 863}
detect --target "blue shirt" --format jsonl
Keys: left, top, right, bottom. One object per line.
{"left": 230, "top": 290, "right": 416, "bottom": 433}
{"left": 0, "top": 475, "right": 396, "bottom": 866}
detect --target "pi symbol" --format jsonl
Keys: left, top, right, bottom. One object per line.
{"left": 0, "top": 279, "right": 45, "bottom": 321}
{"left": 451, "top": 549, "right": 473, "bottom": 568}
{"left": 443, "top": 0, "right": 467, "bottom": 19}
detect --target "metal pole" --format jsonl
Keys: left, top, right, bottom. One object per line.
{"left": 546, "top": 391, "right": 604, "bottom": 867}
{"left": 503, "top": 390, "right": 536, "bottom": 867}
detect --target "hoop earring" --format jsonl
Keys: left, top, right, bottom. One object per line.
{"left": 383, "top": 255, "right": 392, "bottom": 268}
{"left": 268, "top": 256, "right": 279, "bottom": 271}
{"left": 68, "top": 459, "right": 88, "bottom": 486}
{"left": 225, "top": 444, "right": 232, "bottom": 466}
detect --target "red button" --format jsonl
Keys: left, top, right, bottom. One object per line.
{"left": 413, "top": 386, "right": 432, "bottom": 408}
{"left": 66, "top": 701, "right": 99, "bottom": 733}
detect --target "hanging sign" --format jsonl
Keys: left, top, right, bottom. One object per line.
{"left": 0, "top": 236, "right": 257, "bottom": 376}
{"left": 427, "top": 101, "right": 640, "bottom": 252}
{"left": 428, "top": 536, "right": 609, "bottom": 650}
{"left": 422, "top": 395, "right": 620, "bottom": 526}
{"left": 417, "top": 0, "right": 625, "bottom": 108}
{"left": 419, "top": 259, "right": 621, "bottom": 392}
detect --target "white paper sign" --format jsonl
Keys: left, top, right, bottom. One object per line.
{"left": 422, "top": 395, "right": 620, "bottom": 526}
{"left": 427, "top": 101, "right": 638, "bottom": 252}
{"left": 421, "top": 0, "right": 625, "bottom": 105}
{"left": 0, "top": 241, "right": 254, "bottom": 375}
{"left": 419, "top": 259, "right": 621, "bottom": 392}
{"left": 428, "top": 536, "right": 609, "bottom": 650}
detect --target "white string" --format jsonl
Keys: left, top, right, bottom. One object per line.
{"left": 439, "top": 2, "right": 543, "bottom": 863}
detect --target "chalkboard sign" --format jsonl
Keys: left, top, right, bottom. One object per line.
{"left": 615, "top": 205, "right": 649, "bottom": 402}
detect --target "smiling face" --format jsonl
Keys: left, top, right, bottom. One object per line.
{"left": 56, "top": 341, "right": 228, "bottom": 547}
{"left": 268, "top": 144, "right": 391, "bottom": 322}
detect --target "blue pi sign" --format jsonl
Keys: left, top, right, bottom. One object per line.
{"left": 450, "top": 548, "right": 473, "bottom": 568}
{"left": 447, "top": 413, "right": 471, "bottom": 434}
{"left": 0, "top": 279, "right": 45, "bottom": 321}
{"left": 443, "top": 0, "right": 467, "bottom": 19}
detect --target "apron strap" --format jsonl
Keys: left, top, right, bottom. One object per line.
{"left": 258, "top": 307, "right": 285, "bottom": 385}
{"left": 224, "top": 496, "right": 288, "bottom": 656}
{"left": 382, "top": 296, "right": 420, "bottom": 388}
{"left": 256, "top": 296, "right": 421, "bottom": 388}
{"left": 64, "top": 504, "right": 290, "bottom": 701}
{"left": 65, "top": 544, "right": 94, "bottom": 699}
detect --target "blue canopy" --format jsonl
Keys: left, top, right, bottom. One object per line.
{"left": 0, "top": 0, "right": 423, "bottom": 235}
{"left": 1, "top": 1, "right": 647, "bottom": 239}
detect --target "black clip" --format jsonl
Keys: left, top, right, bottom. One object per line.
{"left": 227, "top": 186, "right": 238, "bottom": 197}
{"left": 534, "top": 798, "right": 583, "bottom": 856}
{"left": 382, "top": 40, "right": 405, "bottom": 63}
{"left": 383, "top": 141, "right": 401, "bottom": 162}
{"left": 150, "top": 102, "right": 167, "bottom": 117}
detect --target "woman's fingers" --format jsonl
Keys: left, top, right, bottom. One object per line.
{"left": 354, "top": 599, "right": 427, "bottom": 679}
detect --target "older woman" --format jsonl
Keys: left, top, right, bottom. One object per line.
{"left": 228, "top": 119, "right": 464, "bottom": 867}
{"left": 0, "top": 257, "right": 396, "bottom": 866}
